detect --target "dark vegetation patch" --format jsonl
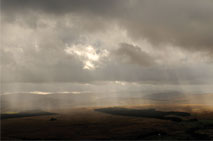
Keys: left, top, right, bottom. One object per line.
{"left": 186, "top": 127, "right": 211, "bottom": 140}
{"left": 49, "top": 117, "right": 57, "bottom": 121}
{"left": 95, "top": 108, "right": 190, "bottom": 122}
{"left": 1, "top": 110, "right": 56, "bottom": 119}
{"left": 187, "top": 118, "right": 198, "bottom": 122}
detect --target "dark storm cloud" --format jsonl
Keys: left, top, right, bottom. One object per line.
{"left": 120, "top": 0, "right": 213, "bottom": 53}
{"left": 1, "top": 0, "right": 121, "bottom": 16}
{"left": 114, "top": 43, "right": 155, "bottom": 66}
{"left": 2, "top": 0, "right": 213, "bottom": 54}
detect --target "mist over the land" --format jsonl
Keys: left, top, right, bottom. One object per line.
{"left": 1, "top": 82, "right": 213, "bottom": 113}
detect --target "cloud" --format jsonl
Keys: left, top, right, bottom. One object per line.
{"left": 114, "top": 43, "right": 155, "bottom": 66}
{"left": 64, "top": 44, "right": 109, "bottom": 70}
{"left": 2, "top": 0, "right": 213, "bottom": 54}
{"left": 1, "top": 0, "right": 213, "bottom": 85}
{"left": 119, "top": 0, "right": 213, "bottom": 54}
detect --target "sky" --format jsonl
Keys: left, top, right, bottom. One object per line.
{"left": 1, "top": 0, "right": 213, "bottom": 95}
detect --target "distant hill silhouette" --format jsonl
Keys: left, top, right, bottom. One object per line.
{"left": 95, "top": 107, "right": 191, "bottom": 122}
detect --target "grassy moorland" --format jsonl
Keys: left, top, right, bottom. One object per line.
{"left": 1, "top": 105, "right": 213, "bottom": 140}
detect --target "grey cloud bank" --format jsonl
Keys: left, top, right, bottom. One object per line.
{"left": 2, "top": 0, "right": 213, "bottom": 52}
{"left": 1, "top": 0, "right": 213, "bottom": 89}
